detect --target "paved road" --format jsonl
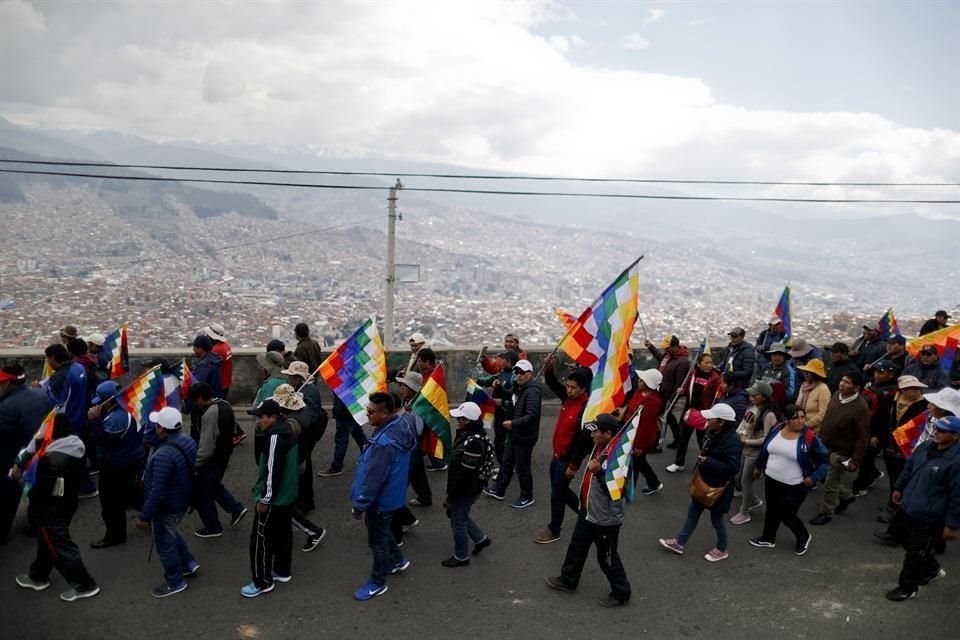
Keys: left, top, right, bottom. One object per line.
{"left": 0, "top": 410, "right": 956, "bottom": 640}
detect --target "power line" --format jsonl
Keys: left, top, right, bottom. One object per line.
{"left": 1, "top": 167, "right": 957, "bottom": 204}
{"left": 0, "top": 158, "right": 956, "bottom": 188}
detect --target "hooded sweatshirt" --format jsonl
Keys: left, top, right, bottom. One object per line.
{"left": 28, "top": 435, "right": 86, "bottom": 522}
{"left": 351, "top": 414, "right": 417, "bottom": 513}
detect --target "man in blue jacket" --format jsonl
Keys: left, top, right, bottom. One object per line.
{"left": 719, "top": 327, "right": 755, "bottom": 387}
{"left": 42, "top": 344, "right": 96, "bottom": 497}
{"left": 0, "top": 364, "right": 53, "bottom": 544}
{"left": 885, "top": 415, "right": 960, "bottom": 601}
{"left": 134, "top": 407, "right": 199, "bottom": 599}
{"left": 350, "top": 392, "right": 417, "bottom": 601}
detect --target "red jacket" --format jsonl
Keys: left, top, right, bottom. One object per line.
{"left": 552, "top": 393, "right": 588, "bottom": 461}
{"left": 681, "top": 367, "right": 722, "bottom": 410}
{"left": 212, "top": 341, "right": 233, "bottom": 391}
{"left": 622, "top": 390, "right": 662, "bottom": 453}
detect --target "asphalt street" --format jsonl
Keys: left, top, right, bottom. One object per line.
{"left": 0, "top": 408, "right": 956, "bottom": 640}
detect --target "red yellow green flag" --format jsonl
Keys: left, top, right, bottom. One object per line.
{"left": 412, "top": 364, "right": 452, "bottom": 460}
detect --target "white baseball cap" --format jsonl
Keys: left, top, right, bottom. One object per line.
{"left": 450, "top": 402, "right": 482, "bottom": 421}
{"left": 513, "top": 359, "right": 534, "bottom": 373}
{"left": 149, "top": 406, "right": 183, "bottom": 430}
{"left": 701, "top": 403, "right": 736, "bottom": 422}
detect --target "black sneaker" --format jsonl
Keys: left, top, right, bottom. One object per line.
{"left": 834, "top": 496, "right": 856, "bottom": 514}
{"left": 194, "top": 527, "right": 223, "bottom": 538}
{"left": 873, "top": 530, "right": 899, "bottom": 546}
{"left": 317, "top": 467, "right": 343, "bottom": 477}
{"left": 230, "top": 507, "right": 249, "bottom": 527}
{"left": 472, "top": 537, "right": 492, "bottom": 556}
{"left": 441, "top": 556, "right": 470, "bottom": 568}
{"left": 545, "top": 576, "right": 576, "bottom": 593}
{"left": 920, "top": 569, "right": 946, "bottom": 585}
{"left": 795, "top": 533, "right": 812, "bottom": 556}
{"left": 748, "top": 537, "right": 776, "bottom": 549}
{"left": 152, "top": 582, "right": 187, "bottom": 598}
{"left": 809, "top": 514, "right": 832, "bottom": 526}
{"left": 885, "top": 586, "right": 917, "bottom": 602}
{"left": 868, "top": 471, "right": 885, "bottom": 488}
{"left": 599, "top": 594, "right": 628, "bottom": 607}
{"left": 482, "top": 487, "right": 505, "bottom": 500}
{"left": 302, "top": 528, "right": 326, "bottom": 553}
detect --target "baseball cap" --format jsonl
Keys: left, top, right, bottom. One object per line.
{"left": 248, "top": 399, "right": 282, "bottom": 417}
{"left": 934, "top": 416, "right": 960, "bottom": 433}
{"left": 746, "top": 381, "right": 774, "bottom": 399}
{"left": 0, "top": 367, "right": 21, "bottom": 383}
{"left": 408, "top": 332, "right": 427, "bottom": 344}
{"left": 935, "top": 310, "right": 951, "bottom": 318}
{"left": 149, "top": 407, "right": 183, "bottom": 430}
{"left": 659, "top": 334, "right": 679, "bottom": 348}
{"left": 584, "top": 414, "right": 620, "bottom": 433}
{"left": 872, "top": 359, "right": 896, "bottom": 372}
{"left": 727, "top": 327, "right": 746, "bottom": 337}
{"left": 450, "top": 402, "right": 482, "bottom": 421}
{"left": 191, "top": 334, "right": 213, "bottom": 350}
{"left": 638, "top": 369, "right": 663, "bottom": 391}
{"left": 513, "top": 359, "right": 533, "bottom": 373}
{"left": 701, "top": 403, "right": 737, "bottom": 421}
{"left": 92, "top": 380, "right": 120, "bottom": 405}
{"left": 888, "top": 335, "right": 906, "bottom": 345}
{"left": 83, "top": 332, "right": 106, "bottom": 347}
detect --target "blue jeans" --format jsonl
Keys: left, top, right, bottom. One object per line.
{"left": 677, "top": 500, "right": 728, "bottom": 551}
{"left": 448, "top": 496, "right": 486, "bottom": 560}
{"left": 548, "top": 458, "right": 579, "bottom": 536}
{"left": 152, "top": 512, "right": 196, "bottom": 588}
{"left": 365, "top": 510, "right": 404, "bottom": 586}
{"left": 330, "top": 418, "right": 367, "bottom": 471}
{"left": 194, "top": 463, "right": 244, "bottom": 531}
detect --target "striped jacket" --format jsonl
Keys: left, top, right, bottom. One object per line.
{"left": 253, "top": 418, "right": 299, "bottom": 506}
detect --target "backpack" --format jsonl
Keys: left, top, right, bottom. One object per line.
{"left": 469, "top": 434, "right": 495, "bottom": 484}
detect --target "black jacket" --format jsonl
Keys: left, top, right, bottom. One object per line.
{"left": 27, "top": 435, "right": 86, "bottom": 525}
{"left": 446, "top": 422, "right": 488, "bottom": 499}
{"left": 510, "top": 380, "right": 542, "bottom": 442}
{"left": 0, "top": 385, "right": 52, "bottom": 471}
{"left": 826, "top": 358, "right": 859, "bottom": 394}
{"left": 719, "top": 342, "right": 755, "bottom": 386}
{"left": 696, "top": 426, "right": 742, "bottom": 514}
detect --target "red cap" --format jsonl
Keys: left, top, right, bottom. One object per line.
{"left": 0, "top": 370, "right": 18, "bottom": 382}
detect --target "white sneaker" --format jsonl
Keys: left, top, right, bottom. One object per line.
{"left": 665, "top": 464, "right": 685, "bottom": 473}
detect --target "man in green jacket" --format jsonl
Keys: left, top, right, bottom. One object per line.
{"left": 241, "top": 399, "right": 299, "bottom": 598}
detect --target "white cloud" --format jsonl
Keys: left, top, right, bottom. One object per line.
{"left": 644, "top": 9, "right": 665, "bottom": 25}
{"left": 0, "top": 1, "right": 955, "bottom": 215}
{"left": 622, "top": 33, "right": 651, "bottom": 50}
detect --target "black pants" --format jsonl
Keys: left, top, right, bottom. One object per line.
{"left": 674, "top": 423, "right": 706, "bottom": 467}
{"left": 761, "top": 477, "right": 809, "bottom": 544}
{"left": 249, "top": 505, "right": 292, "bottom": 588}
{"left": 853, "top": 443, "right": 882, "bottom": 491}
{"left": 98, "top": 463, "right": 140, "bottom": 543}
{"left": 291, "top": 507, "right": 323, "bottom": 538}
{"left": 559, "top": 513, "right": 631, "bottom": 602}
{"left": 30, "top": 518, "right": 97, "bottom": 590}
{"left": 630, "top": 452, "right": 660, "bottom": 490}
{"left": 899, "top": 516, "right": 941, "bottom": 591}
{"left": 494, "top": 438, "right": 536, "bottom": 498}
{"left": 409, "top": 449, "right": 432, "bottom": 505}
{"left": 493, "top": 420, "right": 507, "bottom": 466}
{"left": 0, "top": 475, "right": 22, "bottom": 544}
{"left": 391, "top": 506, "right": 418, "bottom": 543}
{"left": 883, "top": 452, "right": 907, "bottom": 505}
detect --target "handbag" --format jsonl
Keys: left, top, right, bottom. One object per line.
{"left": 688, "top": 467, "right": 727, "bottom": 508}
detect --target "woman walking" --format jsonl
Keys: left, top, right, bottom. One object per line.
{"left": 749, "top": 405, "right": 829, "bottom": 555}
{"left": 795, "top": 360, "right": 831, "bottom": 433}
{"left": 730, "top": 381, "right": 780, "bottom": 525}
{"left": 666, "top": 352, "right": 721, "bottom": 473}
{"left": 658, "top": 403, "right": 742, "bottom": 562}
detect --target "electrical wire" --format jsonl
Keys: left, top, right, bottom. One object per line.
{"left": 0, "top": 158, "right": 955, "bottom": 187}
{"left": 0, "top": 167, "right": 957, "bottom": 204}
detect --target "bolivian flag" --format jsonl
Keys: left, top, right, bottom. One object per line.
{"left": 412, "top": 365, "right": 452, "bottom": 461}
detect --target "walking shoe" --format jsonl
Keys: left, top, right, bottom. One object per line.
{"left": 79, "top": 490, "right": 99, "bottom": 499}
{"left": 182, "top": 562, "right": 200, "bottom": 577}
{"left": 834, "top": 496, "right": 856, "bottom": 514}
{"left": 441, "top": 556, "right": 470, "bottom": 568}
{"left": 658, "top": 538, "right": 685, "bottom": 555}
{"left": 390, "top": 559, "right": 411, "bottom": 574}
{"left": 152, "top": 582, "right": 188, "bottom": 598}
{"left": 599, "top": 594, "right": 628, "bottom": 607}
{"left": 402, "top": 519, "right": 420, "bottom": 532}
{"left": 665, "top": 464, "right": 685, "bottom": 473}
{"left": 747, "top": 499, "right": 764, "bottom": 512}
{"left": 408, "top": 497, "right": 431, "bottom": 507}
{"left": 317, "top": 467, "right": 343, "bottom": 477}
{"left": 472, "top": 537, "right": 492, "bottom": 555}
{"left": 748, "top": 537, "right": 776, "bottom": 548}
{"left": 232, "top": 432, "right": 247, "bottom": 446}
{"left": 795, "top": 533, "right": 813, "bottom": 556}
{"left": 353, "top": 580, "right": 388, "bottom": 601}
{"left": 426, "top": 463, "right": 448, "bottom": 472}
{"left": 809, "top": 514, "right": 832, "bottom": 526}
{"left": 868, "top": 471, "right": 886, "bottom": 488}
{"left": 853, "top": 488, "right": 868, "bottom": 498}
{"left": 729, "top": 513, "right": 751, "bottom": 526}
{"left": 873, "top": 530, "right": 899, "bottom": 546}
{"left": 876, "top": 511, "right": 893, "bottom": 524}
{"left": 230, "top": 507, "right": 249, "bottom": 527}
{"left": 302, "top": 528, "right": 326, "bottom": 552}
{"left": 194, "top": 527, "right": 223, "bottom": 539}
{"left": 482, "top": 487, "right": 505, "bottom": 500}
{"left": 545, "top": 576, "right": 576, "bottom": 593}
{"left": 920, "top": 569, "right": 946, "bottom": 585}
{"left": 240, "top": 581, "right": 275, "bottom": 598}
{"left": 271, "top": 572, "right": 292, "bottom": 583}
{"left": 90, "top": 538, "right": 123, "bottom": 549}
{"left": 704, "top": 548, "right": 729, "bottom": 562}
{"left": 534, "top": 530, "right": 561, "bottom": 544}
{"left": 884, "top": 586, "right": 917, "bottom": 602}
{"left": 511, "top": 496, "right": 536, "bottom": 509}
{"left": 60, "top": 585, "right": 101, "bottom": 602}
{"left": 641, "top": 483, "right": 664, "bottom": 496}
{"left": 16, "top": 575, "right": 50, "bottom": 591}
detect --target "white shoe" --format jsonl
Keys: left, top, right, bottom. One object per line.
{"left": 665, "top": 464, "right": 685, "bottom": 473}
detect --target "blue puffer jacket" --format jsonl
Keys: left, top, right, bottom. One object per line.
{"left": 719, "top": 343, "right": 755, "bottom": 386}
{"left": 92, "top": 406, "right": 145, "bottom": 468}
{"left": 896, "top": 440, "right": 960, "bottom": 529}
{"left": 140, "top": 431, "right": 197, "bottom": 520}
{"left": 754, "top": 425, "right": 830, "bottom": 490}
{"left": 351, "top": 415, "right": 416, "bottom": 513}
{"left": 45, "top": 362, "right": 89, "bottom": 432}
{"left": 720, "top": 388, "right": 750, "bottom": 423}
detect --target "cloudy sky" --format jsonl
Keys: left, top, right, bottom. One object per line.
{"left": 1, "top": 0, "right": 958, "bottom": 210}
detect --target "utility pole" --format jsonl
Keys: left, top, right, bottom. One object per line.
{"left": 384, "top": 179, "right": 402, "bottom": 349}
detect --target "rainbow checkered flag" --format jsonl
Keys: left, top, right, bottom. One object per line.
{"left": 318, "top": 316, "right": 387, "bottom": 425}
{"left": 16, "top": 409, "right": 56, "bottom": 496}
{"left": 558, "top": 257, "right": 641, "bottom": 424}
{"left": 103, "top": 323, "right": 129, "bottom": 379}
{"left": 114, "top": 365, "right": 166, "bottom": 428}
{"left": 604, "top": 406, "right": 643, "bottom": 502}
{"left": 907, "top": 324, "right": 960, "bottom": 374}
{"left": 893, "top": 410, "right": 929, "bottom": 457}
{"left": 464, "top": 378, "right": 496, "bottom": 430}
{"left": 774, "top": 286, "right": 792, "bottom": 346}
{"left": 879, "top": 308, "right": 901, "bottom": 341}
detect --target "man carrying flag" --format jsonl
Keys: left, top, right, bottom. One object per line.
{"left": 546, "top": 413, "right": 631, "bottom": 608}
